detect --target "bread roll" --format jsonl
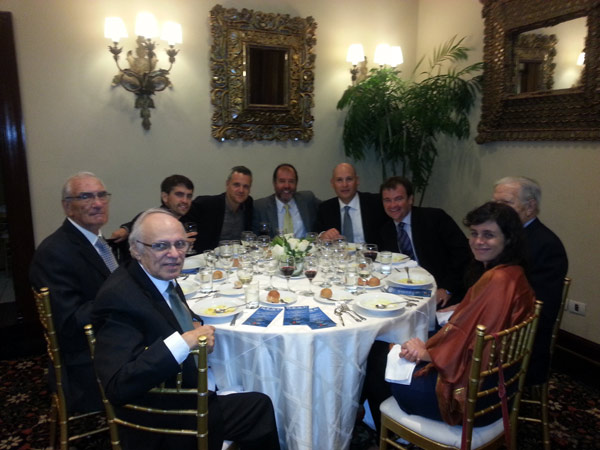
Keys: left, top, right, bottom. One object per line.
{"left": 267, "top": 290, "right": 281, "bottom": 303}
{"left": 367, "top": 277, "right": 380, "bottom": 286}
{"left": 320, "top": 288, "right": 333, "bottom": 299}
{"left": 212, "top": 270, "right": 224, "bottom": 280}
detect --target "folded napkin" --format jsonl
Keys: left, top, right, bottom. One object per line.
{"left": 385, "top": 344, "right": 416, "bottom": 385}
{"left": 395, "top": 259, "right": 419, "bottom": 269}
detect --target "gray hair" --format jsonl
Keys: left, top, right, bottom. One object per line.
{"left": 62, "top": 171, "right": 104, "bottom": 200}
{"left": 129, "top": 208, "right": 182, "bottom": 255}
{"left": 494, "top": 176, "right": 541, "bottom": 212}
{"left": 226, "top": 165, "right": 252, "bottom": 182}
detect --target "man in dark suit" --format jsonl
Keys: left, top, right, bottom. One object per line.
{"left": 493, "top": 176, "right": 568, "bottom": 385}
{"left": 29, "top": 171, "right": 118, "bottom": 412}
{"left": 92, "top": 209, "right": 279, "bottom": 450}
{"left": 314, "top": 163, "right": 387, "bottom": 243}
{"left": 252, "top": 163, "right": 320, "bottom": 237}
{"left": 378, "top": 176, "right": 471, "bottom": 307}
{"left": 185, "top": 166, "right": 253, "bottom": 252}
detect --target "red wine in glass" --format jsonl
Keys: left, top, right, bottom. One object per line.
{"left": 280, "top": 266, "right": 295, "bottom": 277}
{"left": 363, "top": 251, "right": 377, "bottom": 261}
{"left": 304, "top": 270, "right": 317, "bottom": 280}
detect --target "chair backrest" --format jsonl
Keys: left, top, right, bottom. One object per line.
{"left": 462, "top": 300, "right": 542, "bottom": 450}
{"left": 33, "top": 287, "right": 68, "bottom": 416}
{"left": 84, "top": 324, "right": 209, "bottom": 450}
{"left": 549, "top": 277, "right": 571, "bottom": 362}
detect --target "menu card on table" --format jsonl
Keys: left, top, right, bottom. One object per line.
{"left": 308, "top": 307, "right": 337, "bottom": 329}
{"left": 283, "top": 306, "right": 309, "bottom": 326}
{"left": 242, "top": 307, "right": 281, "bottom": 327}
{"left": 386, "top": 286, "right": 432, "bottom": 297}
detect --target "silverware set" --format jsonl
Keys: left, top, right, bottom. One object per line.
{"left": 334, "top": 304, "right": 366, "bottom": 325}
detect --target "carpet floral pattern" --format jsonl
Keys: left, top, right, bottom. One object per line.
{"left": 0, "top": 354, "right": 597, "bottom": 449}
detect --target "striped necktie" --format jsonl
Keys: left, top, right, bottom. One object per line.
{"left": 396, "top": 222, "right": 415, "bottom": 260}
{"left": 283, "top": 204, "right": 294, "bottom": 235}
{"left": 95, "top": 236, "right": 118, "bottom": 272}
{"left": 342, "top": 205, "right": 354, "bottom": 243}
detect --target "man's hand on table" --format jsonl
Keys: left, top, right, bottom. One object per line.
{"left": 435, "top": 288, "right": 451, "bottom": 308}
{"left": 320, "top": 228, "right": 342, "bottom": 240}
{"left": 182, "top": 325, "right": 215, "bottom": 353}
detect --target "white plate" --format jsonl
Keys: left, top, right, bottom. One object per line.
{"left": 259, "top": 290, "right": 298, "bottom": 307}
{"left": 356, "top": 292, "right": 406, "bottom": 314}
{"left": 386, "top": 267, "right": 434, "bottom": 288}
{"left": 193, "top": 297, "right": 245, "bottom": 319}
{"left": 313, "top": 288, "right": 355, "bottom": 304}
{"left": 375, "top": 252, "right": 411, "bottom": 264}
{"left": 183, "top": 254, "right": 206, "bottom": 270}
{"left": 218, "top": 283, "right": 245, "bottom": 297}
{"left": 178, "top": 279, "right": 200, "bottom": 299}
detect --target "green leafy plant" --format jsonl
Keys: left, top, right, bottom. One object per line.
{"left": 337, "top": 36, "right": 482, "bottom": 204}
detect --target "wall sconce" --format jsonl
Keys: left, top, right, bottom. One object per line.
{"left": 104, "top": 12, "right": 182, "bottom": 130}
{"left": 346, "top": 43, "right": 403, "bottom": 84}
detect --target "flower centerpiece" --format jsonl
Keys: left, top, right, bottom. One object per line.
{"left": 270, "top": 234, "right": 313, "bottom": 276}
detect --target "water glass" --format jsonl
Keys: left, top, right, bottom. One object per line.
{"left": 379, "top": 250, "right": 393, "bottom": 275}
{"left": 244, "top": 280, "right": 260, "bottom": 309}
{"left": 198, "top": 268, "right": 213, "bottom": 293}
{"left": 344, "top": 265, "right": 359, "bottom": 293}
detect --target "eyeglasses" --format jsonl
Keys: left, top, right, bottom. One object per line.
{"left": 136, "top": 240, "right": 190, "bottom": 253}
{"left": 64, "top": 191, "right": 112, "bottom": 203}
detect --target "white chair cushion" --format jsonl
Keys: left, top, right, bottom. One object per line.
{"left": 380, "top": 396, "right": 505, "bottom": 449}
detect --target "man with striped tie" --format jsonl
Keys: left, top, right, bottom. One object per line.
{"left": 30, "top": 171, "right": 118, "bottom": 412}
{"left": 378, "top": 176, "right": 471, "bottom": 308}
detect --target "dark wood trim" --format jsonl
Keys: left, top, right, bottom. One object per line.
{"left": 0, "top": 12, "right": 37, "bottom": 324}
{"left": 555, "top": 329, "right": 600, "bottom": 366}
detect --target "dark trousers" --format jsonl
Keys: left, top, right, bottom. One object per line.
{"left": 120, "top": 391, "right": 280, "bottom": 450}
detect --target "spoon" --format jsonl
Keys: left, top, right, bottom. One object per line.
{"left": 374, "top": 301, "right": 405, "bottom": 309}
{"left": 214, "top": 306, "right": 236, "bottom": 314}
{"left": 339, "top": 303, "right": 366, "bottom": 321}
{"left": 405, "top": 267, "right": 413, "bottom": 284}
{"left": 334, "top": 306, "right": 345, "bottom": 326}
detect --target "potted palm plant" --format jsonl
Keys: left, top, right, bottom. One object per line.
{"left": 337, "top": 36, "right": 482, "bottom": 204}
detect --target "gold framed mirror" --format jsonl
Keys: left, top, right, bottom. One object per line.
{"left": 477, "top": 0, "right": 600, "bottom": 143}
{"left": 209, "top": 5, "right": 317, "bottom": 142}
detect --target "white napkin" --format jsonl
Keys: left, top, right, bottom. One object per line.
{"left": 395, "top": 259, "right": 419, "bottom": 269}
{"left": 436, "top": 310, "right": 454, "bottom": 326}
{"left": 385, "top": 344, "right": 416, "bottom": 385}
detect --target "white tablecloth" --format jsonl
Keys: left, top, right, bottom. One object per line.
{"left": 189, "top": 271, "right": 436, "bottom": 450}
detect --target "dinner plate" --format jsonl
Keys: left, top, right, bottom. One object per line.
{"left": 218, "top": 283, "right": 245, "bottom": 297}
{"left": 177, "top": 279, "right": 200, "bottom": 299}
{"left": 193, "top": 298, "right": 245, "bottom": 323}
{"left": 386, "top": 267, "right": 434, "bottom": 288}
{"left": 375, "top": 252, "right": 410, "bottom": 265}
{"left": 356, "top": 292, "right": 405, "bottom": 314}
{"left": 259, "top": 290, "right": 298, "bottom": 307}
{"left": 183, "top": 254, "right": 206, "bottom": 271}
{"left": 313, "top": 288, "right": 355, "bottom": 304}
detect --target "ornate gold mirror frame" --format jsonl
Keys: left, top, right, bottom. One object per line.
{"left": 477, "top": 0, "right": 600, "bottom": 143}
{"left": 209, "top": 5, "right": 317, "bottom": 142}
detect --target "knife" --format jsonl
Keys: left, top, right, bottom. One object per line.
{"left": 229, "top": 312, "right": 239, "bottom": 326}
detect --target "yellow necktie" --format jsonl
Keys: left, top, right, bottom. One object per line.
{"left": 283, "top": 204, "right": 294, "bottom": 235}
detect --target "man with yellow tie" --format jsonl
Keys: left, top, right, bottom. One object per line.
{"left": 252, "top": 163, "right": 321, "bottom": 237}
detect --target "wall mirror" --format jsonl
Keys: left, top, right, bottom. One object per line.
{"left": 209, "top": 5, "right": 317, "bottom": 142}
{"left": 477, "top": 0, "right": 600, "bottom": 143}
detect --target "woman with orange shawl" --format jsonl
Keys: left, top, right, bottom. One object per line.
{"left": 364, "top": 202, "right": 535, "bottom": 431}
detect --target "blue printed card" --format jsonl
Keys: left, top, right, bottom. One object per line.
{"left": 283, "top": 306, "right": 309, "bottom": 325}
{"left": 308, "top": 307, "right": 337, "bottom": 329}
{"left": 242, "top": 307, "right": 281, "bottom": 327}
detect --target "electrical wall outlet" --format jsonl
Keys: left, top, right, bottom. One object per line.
{"left": 567, "top": 299, "right": 586, "bottom": 316}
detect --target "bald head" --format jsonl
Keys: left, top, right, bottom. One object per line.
{"left": 331, "top": 163, "right": 359, "bottom": 204}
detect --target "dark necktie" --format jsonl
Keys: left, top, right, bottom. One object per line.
{"left": 166, "top": 283, "right": 194, "bottom": 332}
{"left": 342, "top": 205, "right": 354, "bottom": 243}
{"left": 95, "top": 236, "right": 118, "bottom": 272}
{"left": 396, "top": 222, "right": 415, "bottom": 259}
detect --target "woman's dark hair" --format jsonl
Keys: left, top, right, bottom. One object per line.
{"left": 463, "top": 201, "right": 527, "bottom": 286}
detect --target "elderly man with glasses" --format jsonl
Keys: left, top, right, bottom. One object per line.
{"left": 30, "top": 171, "right": 118, "bottom": 413}
{"left": 92, "top": 208, "right": 280, "bottom": 450}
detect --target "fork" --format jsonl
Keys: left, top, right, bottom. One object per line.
{"left": 340, "top": 303, "right": 366, "bottom": 321}
{"left": 334, "top": 306, "right": 345, "bottom": 326}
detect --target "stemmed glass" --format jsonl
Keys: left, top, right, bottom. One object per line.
{"left": 219, "top": 241, "right": 233, "bottom": 279}
{"left": 265, "top": 257, "right": 278, "bottom": 290}
{"left": 241, "top": 231, "right": 257, "bottom": 251}
{"left": 363, "top": 243, "right": 378, "bottom": 262}
{"left": 357, "top": 255, "right": 373, "bottom": 294}
{"left": 300, "top": 255, "right": 318, "bottom": 296}
{"left": 183, "top": 222, "right": 197, "bottom": 255}
{"left": 319, "top": 256, "right": 333, "bottom": 288}
{"left": 278, "top": 255, "right": 296, "bottom": 292}
{"left": 236, "top": 255, "right": 254, "bottom": 286}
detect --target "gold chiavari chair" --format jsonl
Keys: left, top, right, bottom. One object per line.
{"left": 32, "top": 287, "right": 109, "bottom": 450}
{"left": 379, "top": 301, "right": 542, "bottom": 450}
{"left": 519, "top": 277, "right": 572, "bottom": 450}
{"left": 85, "top": 324, "right": 215, "bottom": 450}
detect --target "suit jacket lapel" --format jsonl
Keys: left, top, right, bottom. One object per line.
{"left": 295, "top": 193, "right": 310, "bottom": 230}
{"left": 62, "top": 219, "right": 111, "bottom": 278}
{"left": 267, "top": 195, "right": 279, "bottom": 233}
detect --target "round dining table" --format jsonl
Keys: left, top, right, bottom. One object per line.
{"left": 187, "top": 263, "right": 436, "bottom": 450}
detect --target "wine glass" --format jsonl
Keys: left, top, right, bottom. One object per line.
{"left": 183, "top": 222, "right": 198, "bottom": 255}
{"left": 258, "top": 222, "right": 270, "bottom": 236}
{"left": 241, "top": 231, "right": 257, "bottom": 250}
{"left": 219, "top": 241, "right": 233, "bottom": 279}
{"left": 278, "top": 255, "right": 296, "bottom": 292}
{"left": 356, "top": 256, "right": 373, "bottom": 294}
{"left": 265, "top": 257, "right": 278, "bottom": 290}
{"left": 237, "top": 255, "right": 254, "bottom": 285}
{"left": 363, "top": 243, "right": 378, "bottom": 262}
{"left": 319, "top": 256, "right": 333, "bottom": 288}
{"left": 300, "top": 255, "right": 318, "bottom": 295}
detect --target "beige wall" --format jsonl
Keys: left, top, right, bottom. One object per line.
{"left": 3, "top": 0, "right": 598, "bottom": 344}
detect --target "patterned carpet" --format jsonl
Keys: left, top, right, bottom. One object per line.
{"left": 0, "top": 354, "right": 598, "bottom": 449}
